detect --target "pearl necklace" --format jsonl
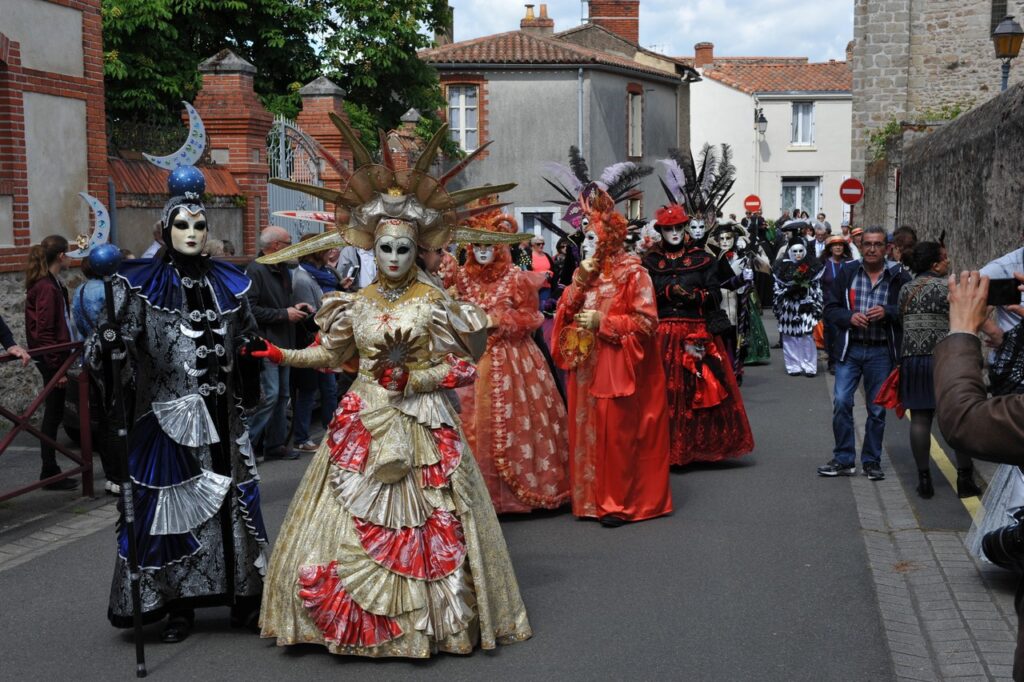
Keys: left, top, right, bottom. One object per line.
{"left": 376, "top": 280, "right": 413, "bottom": 303}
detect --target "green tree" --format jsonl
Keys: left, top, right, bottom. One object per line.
{"left": 102, "top": 0, "right": 452, "bottom": 140}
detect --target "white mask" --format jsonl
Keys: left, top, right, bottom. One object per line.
{"left": 686, "top": 221, "right": 706, "bottom": 241}
{"left": 788, "top": 244, "right": 807, "bottom": 261}
{"left": 662, "top": 226, "right": 686, "bottom": 246}
{"left": 170, "top": 208, "right": 208, "bottom": 257}
{"left": 374, "top": 235, "right": 416, "bottom": 281}
{"left": 717, "top": 233, "right": 735, "bottom": 251}
{"left": 582, "top": 230, "right": 599, "bottom": 259}
{"left": 472, "top": 244, "right": 495, "bottom": 265}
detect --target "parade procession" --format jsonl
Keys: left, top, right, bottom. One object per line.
{"left": 8, "top": 1, "right": 1024, "bottom": 680}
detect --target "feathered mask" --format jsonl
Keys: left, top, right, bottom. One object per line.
{"left": 542, "top": 146, "right": 652, "bottom": 231}
{"left": 657, "top": 143, "right": 736, "bottom": 225}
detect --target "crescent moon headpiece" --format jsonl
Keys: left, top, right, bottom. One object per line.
{"left": 146, "top": 101, "right": 208, "bottom": 229}
{"left": 259, "top": 115, "right": 519, "bottom": 264}
{"left": 67, "top": 192, "right": 111, "bottom": 258}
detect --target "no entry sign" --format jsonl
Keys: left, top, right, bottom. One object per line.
{"left": 743, "top": 194, "right": 761, "bottom": 212}
{"left": 839, "top": 178, "right": 865, "bottom": 205}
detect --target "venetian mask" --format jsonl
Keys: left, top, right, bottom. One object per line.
{"left": 686, "top": 220, "right": 706, "bottom": 241}
{"left": 788, "top": 244, "right": 807, "bottom": 261}
{"left": 169, "top": 208, "right": 208, "bottom": 257}
{"left": 582, "top": 230, "right": 599, "bottom": 259}
{"left": 662, "top": 225, "right": 687, "bottom": 247}
{"left": 375, "top": 235, "right": 416, "bottom": 281}
{"left": 717, "top": 232, "right": 735, "bottom": 251}
{"left": 472, "top": 244, "right": 495, "bottom": 265}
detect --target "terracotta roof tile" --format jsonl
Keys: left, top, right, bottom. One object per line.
{"left": 110, "top": 158, "right": 241, "bottom": 196}
{"left": 701, "top": 61, "right": 851, "bottom": 94}
{"left": 419, "top": 30, "right": 678, "bottom": 79}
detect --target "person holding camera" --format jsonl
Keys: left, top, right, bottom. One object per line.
{"left": 935, "top": 270, "right": 1024, "bottom": 682}
{"left": 245, "top": 227, "right": 312, "bottom": 460}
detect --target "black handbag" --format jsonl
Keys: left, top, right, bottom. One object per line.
{"left": 991, "top": 321, "right": 1024, "bottom": 396}
{"left": 706, "top": 308, "right": 733, "bottom": 335}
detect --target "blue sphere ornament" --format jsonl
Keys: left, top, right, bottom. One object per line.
{"left": 167, "top": 165, "right": 206, "bottom": 199}
{"left": 89, "top": 243, "right": 123, "bottom": 277}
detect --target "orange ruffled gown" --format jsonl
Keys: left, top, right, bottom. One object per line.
{"left": 454, "top": 265, "right": 570, "bottom": 513}
{"left": 551, "top": 252, "right": 673, "bottom": 521}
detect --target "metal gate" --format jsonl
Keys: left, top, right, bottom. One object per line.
{"left": 267, "top": 115, "right": 325, "bottom": 241}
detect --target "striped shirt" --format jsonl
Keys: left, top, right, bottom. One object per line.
{"left": 849, "top": 263, "right": 892, "bottom": 343}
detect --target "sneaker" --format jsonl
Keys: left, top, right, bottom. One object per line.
{"left": 817, "top": 459, "right": 856, "bottom": 477}
{"left": 295, "top": 440, "right": 319, "bottom": 452}
{"left": 104, "top": 480, "right": 121, "bottom": 496}
{"left": 863, "top": 462, "right": 885, "bottom": 481}
{"left": 266, "top": 446, "right": 299, "bottom": 461}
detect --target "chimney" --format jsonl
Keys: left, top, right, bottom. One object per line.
{"left": 521, "top": 4, "right": 555, "bottom": 36}
{"left": 587, "top": 0, "right": 640, "bottom": 44}
{"left": 435, "top": 3, "right": 454, "bottom": 46}
{"left": 845, "top": 39, "right": 855, "bottom": 63}
{"left": 694, "top": 42, "right": 714, "bottom": 68}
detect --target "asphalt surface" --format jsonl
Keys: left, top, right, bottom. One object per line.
{"left": 0, "top": 318, "right": 978, "bottom": 681}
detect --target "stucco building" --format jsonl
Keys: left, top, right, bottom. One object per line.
{"left": 419, "top": 2, "right": 697, "bottom": 243}
{"left": 687, "top": 43, "right": 853, "bottom": 223}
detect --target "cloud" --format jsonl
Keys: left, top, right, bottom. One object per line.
{"left": 449, "top": 0, "right": 853, "bottom": 63}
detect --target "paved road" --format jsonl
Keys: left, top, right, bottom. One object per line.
{"left": 0, "top": 318, "right": 1012, "bottom": 680}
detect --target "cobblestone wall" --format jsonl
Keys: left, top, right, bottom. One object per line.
{"left": 898, "top": 82, "right": 1024, "bottom": 270}
{"left": 852, "top": 0, "right": 1023, "bottom": 177}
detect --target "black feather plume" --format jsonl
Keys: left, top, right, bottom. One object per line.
{"left": 606, "top": 164, "right": 653, "bottom": 202}
{"left": 668, "top": 147, "right": 696, "bottom": 190}
{"left": 543, "top": 177, "right": 577, "bottom": 203}
{"left": 568, "top": 146, "right": 591, "bottom": 185}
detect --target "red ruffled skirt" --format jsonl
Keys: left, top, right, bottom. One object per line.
{"left": 657, "top": 318, "right": 754, "bottom": 466}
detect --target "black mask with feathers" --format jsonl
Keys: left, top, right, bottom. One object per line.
{"left": 656, "top": 143, "right": 737, "bottom": 228}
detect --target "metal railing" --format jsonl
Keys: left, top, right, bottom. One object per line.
{"left": 0, "top": 342, "right": 93, "bottom": 501}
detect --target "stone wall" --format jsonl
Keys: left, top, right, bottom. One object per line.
{"left": 851, "top": 0, "right": 1023, "bottom": 178}
{"left": 898, "top": 82, "right": 1024, "bottom": 270}
{"left": 861, "top": 157, "right": 891, "bottom": 228}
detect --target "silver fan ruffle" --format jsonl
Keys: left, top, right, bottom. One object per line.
{"left": 153, "top": 393, "right": 220, "bottom": 447}
{"left": 150, "top": 469, "right": 232, "bottom": 535}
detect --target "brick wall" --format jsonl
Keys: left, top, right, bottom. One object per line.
{"left": 295, "top": 78, "right": 355, "bottom": 187}
{"left": 0, "top": 0, "right": 107, "bottom": 273}
{"left": 587, "top": 0, "right": 640, "bottom": 44}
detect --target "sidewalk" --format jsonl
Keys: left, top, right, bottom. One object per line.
{"left": 826, "top": 370, "right": 1019, "bottom": 681}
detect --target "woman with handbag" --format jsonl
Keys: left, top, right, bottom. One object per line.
{"left": 898, "top": 241, "right": 980, "bottom": 498}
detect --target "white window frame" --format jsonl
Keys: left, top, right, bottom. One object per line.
{"left": 626, "top": 198, "right": 642, "bottom": 220}
{"left": 447, "top": 85, "right": 479, "bottom": 152}
{"left": 791, "top": 101, "right": 815, "bottom": 146}
{"left": 515, "top": 206, "right": 560, "bottom": 254}
{"left": 780, "top": 178, "right": 821, "bottom": 217}
{"left": 627, "top": 91, "right": 643, "bottom": 157}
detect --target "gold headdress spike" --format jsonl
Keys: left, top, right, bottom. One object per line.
{"left": 266, "top": 113, "right": 516, "bottom": 260}
{"left": 256, "top": 229, "right": 346, "bottom": 264}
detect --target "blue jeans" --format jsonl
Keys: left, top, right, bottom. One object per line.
{"left": 832, "top": 343, "right": 892, "bottom": 466}
{"left": 248, "top": 360, "right": 290, "bottom": 450}
{"left": 292, "top": 371, "right": 338, "bottom": 445}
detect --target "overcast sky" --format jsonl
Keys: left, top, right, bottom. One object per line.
{"left": 449, "top": 0, "right": 854, "bottom": 63}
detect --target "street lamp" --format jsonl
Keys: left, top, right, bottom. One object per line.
{"left": 754, "top": 108, "right": 768, "bottom": 135}
{"left": 992, "top": 15, "right": 1024, "bottom": 91}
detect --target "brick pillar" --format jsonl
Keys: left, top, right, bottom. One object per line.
{"left": 295, "top": 76, "right": 354, "bottom": 187}
{"left": 588, "top": 0, "right": 640, "bottom": 44}
{"left": 0, "top": 35, "right": 28, "bottom": 250}
{"left": 193, "top": 49, "right": 273, "bottom": 256}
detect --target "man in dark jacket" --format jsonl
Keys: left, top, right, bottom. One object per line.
{"left": 936, "top": 270, "right": 1024, "bottom": 682}
{"left": 245, "top": 226, "right": 310, "bottom": 459}
{"left": 818, "top": 225, "right": 910, "bottom": 481}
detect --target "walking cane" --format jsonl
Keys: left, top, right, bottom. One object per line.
{"left": 89, "top": 244, "right": 147, "bottom": 677}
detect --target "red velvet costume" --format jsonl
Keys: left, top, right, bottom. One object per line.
{"left": 453, "top": 209, "right": 570, "bottom": 513}
{"left": 550, "top": 185, "right": 672, "bottom": 523}
{"left": 643, "top": 210, "right": 754, "bottom": 467}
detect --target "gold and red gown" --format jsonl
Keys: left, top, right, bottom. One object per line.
{"left": 259, "top": 276, "right": 532, "bottom": 657}
{"left": 453, "top": 265, "right": 570, "bottom": 513}
{"left": 550, "top": 252, "right": 673, "bottom": 521}
{"left": 642, "top": 246, "right": 754, "bottom": 466}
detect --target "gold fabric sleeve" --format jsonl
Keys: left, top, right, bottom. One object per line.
{"left": 428, "top": 299, "right": 489, "bottom": 362}
{"left": 279, "top": 291, "right": 357, "bottom": 369}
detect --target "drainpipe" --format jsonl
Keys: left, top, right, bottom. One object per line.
{"left": 577, "top": 67, "right": 584, "bottom": 151}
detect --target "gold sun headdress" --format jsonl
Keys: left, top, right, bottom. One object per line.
{"left": 258, "top": 114, "right": 527, "bottom": 264}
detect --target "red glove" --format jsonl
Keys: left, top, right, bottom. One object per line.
{"left": 378, "top": 366, "right": 409, "bottom": 392}
{"left": 250, "top": 340, "right": 284, "bottom": 364}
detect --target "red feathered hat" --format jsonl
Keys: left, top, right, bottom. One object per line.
{"left": 654, "top": 204, "right": 689, "bottom": 227}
